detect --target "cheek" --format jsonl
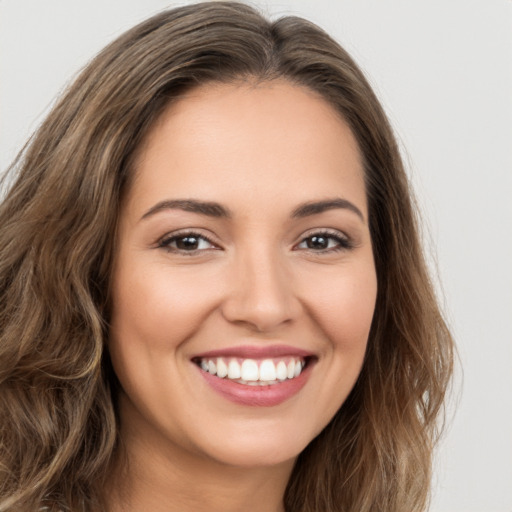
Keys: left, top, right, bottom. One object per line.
{"left": 288, "top": 260, "right": 377, "bottom": 439}
{"left": 110, "top": 263, "right": 221, "bottom": 352}
{"left": 301, "top": 263, "right": 377, "bottom": 353}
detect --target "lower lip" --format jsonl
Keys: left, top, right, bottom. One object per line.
{"left": 197, "top": 363, "right": 313, "bottom": 407}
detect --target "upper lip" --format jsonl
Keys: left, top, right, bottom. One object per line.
{"left": 192, "top": 344, "right": 315, "bottom": 360}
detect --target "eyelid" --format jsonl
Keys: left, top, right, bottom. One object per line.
{"left": 157, "top": 229, "right": 221, "bottom": 253}
{"left": 293, "top": 228, "right": 354, "bottom": 251}
{"left": 155, "top": 227, "right": 354, "bottom": 254}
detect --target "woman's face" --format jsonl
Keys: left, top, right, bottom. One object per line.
{"left": 109, "top": 80, "right": 377, "bottom": 469}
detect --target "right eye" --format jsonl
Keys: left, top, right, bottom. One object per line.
{"left": 158, "top": 232, "right": 218, "bottom": 254}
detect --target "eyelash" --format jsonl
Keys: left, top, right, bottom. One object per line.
{"left": 157, "top": 229, "right": 353, "bottom": 255}
{"left": 158, "top": 231, "right": 218, "bottom": 254}
{"left": 295, "top": 230, "right": 353, "bottom": 253}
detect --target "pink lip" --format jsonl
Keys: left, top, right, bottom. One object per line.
{"left": 193, "top": 344, "right": 314, "bottom": 360}
{"left": 192, "top": 345, "right": 316, "bottom": 407}
{"left": 194, "top": 359, "right": 315, "bottom": 408}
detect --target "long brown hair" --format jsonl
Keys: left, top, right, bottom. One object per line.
{"left": 0, "top": 2, "right": 454, "bottom": 511}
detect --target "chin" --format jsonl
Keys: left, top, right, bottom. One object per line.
{"left": 193, "top": 421, "right": 316, "bottom": 469}
{"left": 205, "top": 442, "right": 301, "bottom": 469}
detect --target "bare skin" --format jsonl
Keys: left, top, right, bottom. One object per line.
{"left": 106, "top": 393, "right": 292, "bottom": 512}
{"left": 106, "top": 80, "right": 377, "bottom": 511}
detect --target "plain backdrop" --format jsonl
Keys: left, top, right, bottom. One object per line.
{"left": 1, "top": 1, "right": 511, "bottom": 511}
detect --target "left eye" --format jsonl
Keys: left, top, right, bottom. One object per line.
{"left": 159, "top": 233, "right": 216, "bottom": 252}
{"left": 296, "top": 233, "right": 350, "bottom": 251}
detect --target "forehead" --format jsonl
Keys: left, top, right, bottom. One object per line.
{"left": 128, "top": 80, "right": 366, "bottom": 217}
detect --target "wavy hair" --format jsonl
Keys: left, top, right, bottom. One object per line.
{"left": 0, "top": 2, "right": 454, "bottom": 511}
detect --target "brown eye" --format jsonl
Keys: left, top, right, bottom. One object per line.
{"left": 175, "top": 236, "right": 200, "bottom": 250}
{"left": 159, "top": 233, "right": 216, "bottom": 253}
{"left": 296, "top": 231, "right": 352, "bottom": 252}
{"left": 305, "top": 235, "right": 329, "bottom": 250}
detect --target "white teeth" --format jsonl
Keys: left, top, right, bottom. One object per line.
{"left": 216, "top": 358, "right": 228, "bottom": 378}
{"left": 227, "top": 359, "right": 241, "bottom": 379}
{"left": 199, "top": 356, "right": 307, "bottom": 385}
{"left": 241, "top": 359, "right": 259, "bottom": 381}
{"left": 259, "top": 359, "right": 277, "bottom": 381}
{"left": 287, "top": 360, "right": 295, "bottom": 379}
{"left": 276, "top": 361, "right": 288, "bottom": 380}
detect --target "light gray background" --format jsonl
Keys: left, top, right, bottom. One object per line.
{"left": 1, "top": 1, "right": 511, "bottom": 511}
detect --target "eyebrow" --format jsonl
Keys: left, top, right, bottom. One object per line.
{"left": 141, "top": 199, "right": 232, "bottom": 220}
{"left": 140, "top": 197, "right": 365, "bottom": 222}
{"left": 291, "top": 198, "right": 365, "bottom": 222}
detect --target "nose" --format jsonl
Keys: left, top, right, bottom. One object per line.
{"left": 220, "top": 246, "right": 302, "bottom": 333}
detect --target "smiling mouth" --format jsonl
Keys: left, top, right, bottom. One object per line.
{"left": 193, "top": 356, "right": 309, "bottom": 386}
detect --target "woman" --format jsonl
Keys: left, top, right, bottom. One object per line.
{"left": 0, "top": 2, "right": 454, "bottom": 511}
